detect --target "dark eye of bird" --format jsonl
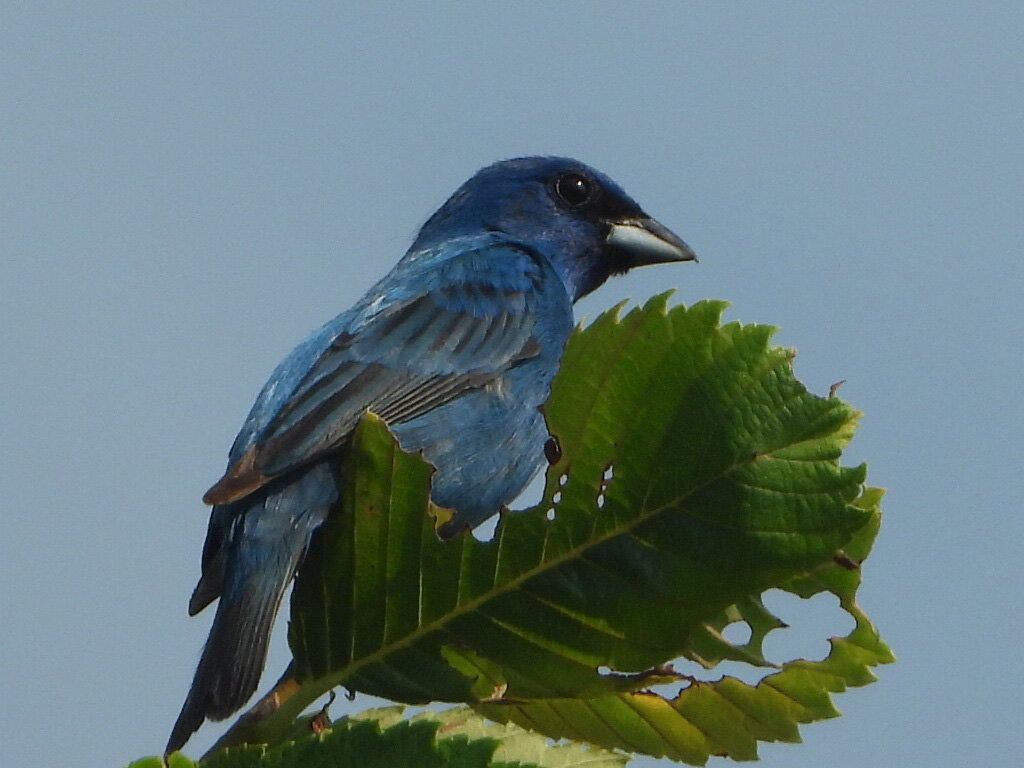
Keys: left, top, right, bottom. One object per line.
{"left": 555, "top": 172, "right": 593, "bottom": 207}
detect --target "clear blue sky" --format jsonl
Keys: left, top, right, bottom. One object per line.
{"left": 3, "top": 3, "right": 1021, "bottom": 766}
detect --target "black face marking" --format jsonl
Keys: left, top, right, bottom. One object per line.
{"left": 549, "top": 168, "right": 644, "bottom": 230}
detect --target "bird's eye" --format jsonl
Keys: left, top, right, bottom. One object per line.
{"left": 554, "top": 172, "right": 593, "bottom": 207}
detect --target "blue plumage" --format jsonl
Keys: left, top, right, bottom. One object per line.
{"left": 167, "top": 156, "right": 695, "bottom": 754}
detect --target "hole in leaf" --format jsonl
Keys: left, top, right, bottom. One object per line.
{"left": 552, "top": 490, "right": 562, "bottom": 505}
{"left": 722, "top": 621, "right": 751, "bottom": 645}
{"left": 596, "top": 463, "right": 614, "bottom": 510}
{"left": 471, "top": 515, "right": 499, "bottom": 542}
{"left": 760, "top": 589, "right": 854, "bottom": 663}
{"left": 510, "top": 473, "right": 546, "bottom": 511}
{"left": 650, "top": 589, "right": 857, "bottom": 689}
{"left": 546, "top": 508, "right": 555, "bottom": 521}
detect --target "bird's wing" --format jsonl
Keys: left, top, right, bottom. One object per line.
{"left": 203, "top": 241, "right": 550, "bottom": 505}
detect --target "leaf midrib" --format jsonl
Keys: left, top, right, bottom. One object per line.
{"left": 317, "top": 385, "right": 850, "bottom": 695}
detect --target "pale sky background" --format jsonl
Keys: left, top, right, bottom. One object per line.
{"left": 2, "top": 3, "right": 1022, "bottom": 767}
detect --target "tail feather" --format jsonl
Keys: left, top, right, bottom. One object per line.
{"left": 165, "top": 552, "right": 290, "bottom": 755}
{"left": 166, "top": 461, "right": 338, "bottom": 757}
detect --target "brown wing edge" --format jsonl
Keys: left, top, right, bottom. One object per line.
{"left": 202, "top": 447, "right": 271, "bottom": 505}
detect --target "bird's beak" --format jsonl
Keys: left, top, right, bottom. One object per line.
{"left": 606, "top": 216, "right": 698, "bottom": 266}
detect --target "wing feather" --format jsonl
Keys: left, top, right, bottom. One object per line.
{"left": 203, "top": 242, "right": 545, "bottom": 505}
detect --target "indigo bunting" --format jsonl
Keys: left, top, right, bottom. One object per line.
{"left": 167, "top": 156, "right": 695, "bottom": 754}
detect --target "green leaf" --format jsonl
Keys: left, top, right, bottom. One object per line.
{"left": 146, "top": 707, "right": 626, "bottom": 768}
{"left": 202, "top": 295, "right": 891, "bottom": 763}
{"left": 473, "top": 490, "right": 892, "bottom": 764}
{"left": 126, "top": 754, "right": 197, "bottom": 768}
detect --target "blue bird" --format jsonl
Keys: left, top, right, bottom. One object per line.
{"left": 166, "top": 156, "right": 695, "bottom": 754}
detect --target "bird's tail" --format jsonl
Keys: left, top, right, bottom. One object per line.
{"left": 165, "top": 552, "right": 289, "bottom": 754}
{"left": 166, "top": 461, "right": 337, "bottom": 756}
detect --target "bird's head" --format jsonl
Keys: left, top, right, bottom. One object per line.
{"left": 413, "top": 156, "right": 696, "bottom": 301}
